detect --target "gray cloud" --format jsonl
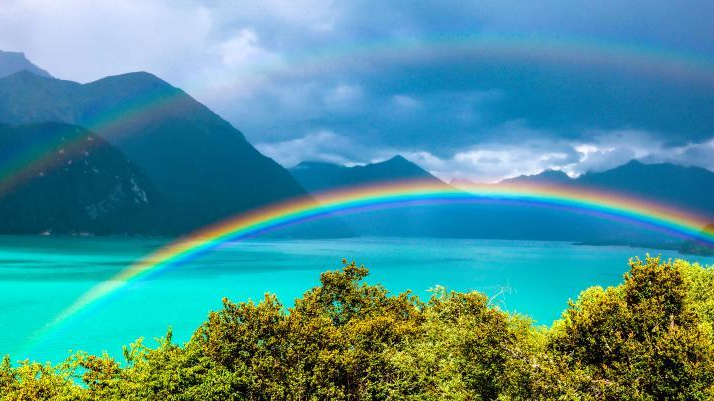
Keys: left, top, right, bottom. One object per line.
{"left": 254, "top": 130, "right": 358, "bottom": 168}
{"left": 404, "top": 130, "right": 714, "bottom": 183}
{"left": 1, "top": 0, "right": 713, "bottom": 180}
{"left": 258, "top": 124, "right": 714, "bottom": 183}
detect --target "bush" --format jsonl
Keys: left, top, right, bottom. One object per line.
{"left": 548, "top": 256, "right": 714, "bottom": 400}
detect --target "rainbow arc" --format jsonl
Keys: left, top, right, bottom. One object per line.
{"left": 39, "top": 180, "right": 714, "bottom": 337}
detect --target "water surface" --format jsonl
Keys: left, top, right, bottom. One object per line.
{"left": 1, "top": 236, "right": 712, "bottom": 364}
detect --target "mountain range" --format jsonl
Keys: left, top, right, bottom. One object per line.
{"left": 502, "top": 160, "right": 714, "bottom": 217}
{"left": 291, "top": 157, "right": 714, "bottom": 253}
{"left": 0, "top": 71, "right": 313, "bottom": 232}
{"left": 0, "top": 52, "right": 350, "bottom": 235}
{"left": 290, "top": 155, "right": 445, "bottom": 191}
{"left": 0, "top": 50, "right": 711, "bottom": 253}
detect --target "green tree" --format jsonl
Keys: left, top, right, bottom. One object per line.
{"left": 548, "top": 256, "right": 714, "bottom": 400}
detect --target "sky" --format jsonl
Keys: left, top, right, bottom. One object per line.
{"left": 1, "top": 0, "right": 713, "bottom": 182}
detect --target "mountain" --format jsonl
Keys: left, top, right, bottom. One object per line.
{"left": 290, "top": 155, "right": 444, "bottom": 192}
{"left": 289, "top": 157, "right": 602, "bottom": 240}
{"left": 576, "top": 160, "right": 714, "bottom": 217}
{"left": 501, "top": 161, "right": 714, "bottom": 218}
{"left": 290, "top": 157, "right": 617, "bottom": 240}
{"left": 292, "top": 157, "right": 714, "bottom": 249}
{"left": 494, "top": 161, "right": 714, "bottom": 250}
{"left": 0, "top": 70, "right": 349, "bottom": 235}
{"left": 0, "top": 123, "right": 167, "bottom": 235}
{"left": 0, "top": 50, "right": 51, "bottom": 79}
{"left": 500, "top": 169, "right": 573, "bottom": 186}
{"left": 291, "top": 156, "right": 457, "bottom": 236}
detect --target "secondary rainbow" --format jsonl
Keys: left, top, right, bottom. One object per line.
{"left": 41, "top": 180, "right": 714, "bottom": 334}
{"left": 5, "top": 33, "right": 714, "bottom": 195}
{"left": 191, "top": 32, "right": 714, "bottom": 101}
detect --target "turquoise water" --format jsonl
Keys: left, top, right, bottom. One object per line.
{"left": 1, "top": 235, "right": 713, "bottom": 364}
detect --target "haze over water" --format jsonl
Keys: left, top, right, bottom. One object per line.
{"left": 1, "top": 235, "right": 712, "bottom": 364}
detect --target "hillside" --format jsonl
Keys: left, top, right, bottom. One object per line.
{"left": 499, "top": 161, "right": 714, "bottom": 251}
{"left": 0, "top": 70, "right": 350, "bottom": 235}
{"left": 0, "top": 50, "right": 51, "bottom": 78}
{"left": 0, "top": 123, "right": 167, "bottom": 235}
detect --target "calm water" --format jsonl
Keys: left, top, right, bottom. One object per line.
{"left": 1, "top": 235, "right": 713, "bottom": 364}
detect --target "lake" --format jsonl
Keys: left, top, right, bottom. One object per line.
{"left": 1, "top": 235, "right": 713, "bottom": 364}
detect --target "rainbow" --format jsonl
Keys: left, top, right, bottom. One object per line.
{"left": 190, "top": 33, "right": 714, "bottom": 100}
{"left": 0, "top": 83, "right": 185, "bottom": 194}
{"left": 0, "top": 124, "right": 94, "bottom": 195}
{"left": 38, "top": 180, "right": 714, "bottom": 336}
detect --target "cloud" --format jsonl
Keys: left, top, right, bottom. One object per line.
{"left": 391, "top": 95, "right": 420, "bottom": 109}
{"left": 1, "top": 0, "right": 713, "bottom": 180}
{"left": 385, "top": 126, "right": 714, "bottom": 183}
{"left": 400, "top": 138, "right": 582, "bottom": 183}
{"left": 640, "top": 139, "right": 714, "bottom": 171}
{"left": 254, "top": 130, "right": 358, "bottom": 167}
{"left": 0, "top": 0, "right": 214, "bottom": 82}
{"left": 323, "top": 84, "right": 363, "bottom": 112}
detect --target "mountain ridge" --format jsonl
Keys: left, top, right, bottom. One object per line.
{"left": 290, "top": 157, "right": 714, "bottom": 251}
{"left": 291, "top": 155, "right": 445, "bottom": 193}
{"left": 501, "top": 160, "right": 714, "bottom": 217}
{"left": 0, "top": 122, "right": 168, "bottom": 235}
{"left": 0, "top": 50, "right": 52, "bottom": 79}
{"left": 0, "top": 52, "right": 710, "bottom": 246}
{"left": 0, "top": 66, "right": 351, "bottom": 236}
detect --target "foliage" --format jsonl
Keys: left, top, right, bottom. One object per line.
{"left": 2, "top": 257, "right": 714, "bottom": 400}
{"left": 548, "top": 256, "right": 714, "bottom": 400}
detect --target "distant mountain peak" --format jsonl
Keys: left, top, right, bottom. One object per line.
{"left": 93, "top": 71, "right": 170, "bottom": 85}
{"left": 293, "top": 155, "right": 420, "bottom": 174}
{"left": 0, "top": 50, "right": 52, "bottom": 79}
{"left": 538, "top": 169, "right": 571, "bottom": 178}
{"left": 373, "top": 155, "right": 425, "bottom": 171}
{"left": 85, "top": 71, "right": 179, "bottom": 97}
{"left": 367, "top": 155, "right": 439, "bottom": 178}
{"left": 292, "top": 160, "right": 341, "bottom": 170}
{"left": 383, "top": 154, "right": 409, "bottom": 164}
{"left": 606, "top": 159, "right": 711, "bottom": 176}
{"left": 290, "top": 154, "right": 446, "bottom": 193}
{"left": 499, "top": 169, "right": 572, "bottom": 185}
{"left": 624, "top": 159, "right": 644, "bottom": 166}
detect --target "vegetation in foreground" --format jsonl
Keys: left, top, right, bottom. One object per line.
{"left": 3, "top": 256, "right": 714, "bottom": 400}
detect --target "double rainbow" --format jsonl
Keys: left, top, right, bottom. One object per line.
{"left": 44, "top": 180, "right": 714, "bottom": 333}
{"left": 7, "top": 33, "right": 714, "bottom": 347}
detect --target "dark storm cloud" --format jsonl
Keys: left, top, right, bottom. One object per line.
{"left": 1, "top": 0, "right": 713, "bottom": 180}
